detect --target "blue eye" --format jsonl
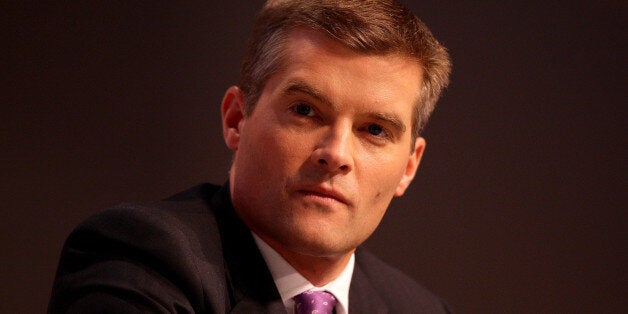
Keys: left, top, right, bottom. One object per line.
{"left": 367, "top": 124, "right": 384, "bottom": 136}
{"left": 294, "top": 103, "right": 313, "bottom": 116}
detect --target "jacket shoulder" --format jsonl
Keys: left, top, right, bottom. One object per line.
{"left": 49, "top": 183, "right": 228, "bottom": 313}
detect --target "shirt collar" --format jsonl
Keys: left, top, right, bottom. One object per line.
{"left": 252, "top": 233, "right": 354, "bottom": 314}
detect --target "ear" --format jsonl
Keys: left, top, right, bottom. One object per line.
{"left": 221, "top": 86, "right": 246, "bottom": 151}
{"left": 394, "top": 137, "right": 426, "bottom": 196}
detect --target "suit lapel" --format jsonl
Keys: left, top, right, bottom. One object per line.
{"left": 211, "top": 183, "right": 286, "bottom": 313}
{"left": 349, "top": 254, "right": 388, "bottom": 313}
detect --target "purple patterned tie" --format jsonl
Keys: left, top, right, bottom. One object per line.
{"left": 293, "top": 290, "right": 337, "bottom": 314}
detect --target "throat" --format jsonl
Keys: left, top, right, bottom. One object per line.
{"left": 278, "top": 247, "right": 354, "bottom": 286}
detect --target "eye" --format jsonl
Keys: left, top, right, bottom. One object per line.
{"left": 367, "top": 124, "right": 384, "bottom": 136}
{"left": 293, "top": 103, "right": 314, "bottom": 116}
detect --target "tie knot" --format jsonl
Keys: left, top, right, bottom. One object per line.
{"left": 293, "top": 290, "right": 337, "bottom": 314}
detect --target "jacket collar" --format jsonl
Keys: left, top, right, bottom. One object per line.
{"left": 211, "top": 181, "right": 286, "bottom": 313}
{"left": 348, "top": 248, "right": 388, "bottom": 313}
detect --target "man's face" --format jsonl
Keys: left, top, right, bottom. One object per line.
{"left": 222, "top": 29, "right": 425, "bottom": 259}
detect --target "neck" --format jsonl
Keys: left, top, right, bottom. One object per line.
{"left": 258, "top": 234, "right": 354, "bottom": 286}
{"left": 278, "top": 247, "right": 354, "bottom": 287}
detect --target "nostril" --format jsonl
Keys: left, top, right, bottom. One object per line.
{"left": 318, "top": 159, "right": 327, "bottom": 165}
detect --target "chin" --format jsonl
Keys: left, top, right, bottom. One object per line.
{"left": 285, "top": 229, "right": 359, "bottom": 258}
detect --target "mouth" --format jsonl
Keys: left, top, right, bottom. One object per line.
{"left": 296, "top": 186, "right": 350, "bottom": 206}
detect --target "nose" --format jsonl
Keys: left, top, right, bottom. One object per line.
{"left": 310, "top": 125, "right": 354, "bottom": 174}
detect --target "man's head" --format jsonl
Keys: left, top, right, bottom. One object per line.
{"left": 239, "top": 0, "right": 451, "bottom": 139}
{"left": 221, "top": 0, "right": 450, "bottom": 264}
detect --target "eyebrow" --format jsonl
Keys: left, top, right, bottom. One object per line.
{"left": 282, "top": 80, "right": 407, "bottom": 134}
{"left": 368, "top": 112, "right": 407, "bottom": 134}
{"left": 283, "top": 80, "right": 333, "bottom": 108}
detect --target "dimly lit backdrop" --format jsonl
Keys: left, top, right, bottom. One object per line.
{"left": 3, "top": 1, "right": 626, "bottom": 313}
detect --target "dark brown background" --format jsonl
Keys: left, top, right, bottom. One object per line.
{"left": 3, "top": 1, "right": 626, "bottom": 313}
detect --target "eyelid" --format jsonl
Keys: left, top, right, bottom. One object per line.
{"left": 291, "top": 101, "right": 317, "bottom": 117}
{"left": 370, "top": 124, "right": 386, "bottom": 135}
{"left": 363, "top": 123, "right": 394, "bottom": 142}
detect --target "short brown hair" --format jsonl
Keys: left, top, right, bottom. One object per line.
{"left": 239, "top": 0, "right": 451, "bottom": 138}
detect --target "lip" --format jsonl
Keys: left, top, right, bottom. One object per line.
{"left": 296, "top": 185, "right": 351, "bottom": 206}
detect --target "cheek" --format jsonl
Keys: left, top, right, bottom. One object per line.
{"left": 267, "top": 134, "right": 309, "bottom": 173}
{"left": 360, "top": 154, "right": 408, "bottom": 199}
{"left": 242, "top": 125, "right": 311, "bottom": 175}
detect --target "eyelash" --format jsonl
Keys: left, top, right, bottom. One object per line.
{"left": 362, "top": 124, "right": 391, "bottom": 140}
{"left": 292, "top": 102, "right": 315, "bottom": 117}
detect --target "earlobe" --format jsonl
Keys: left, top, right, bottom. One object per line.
{"left": 221, "top": 86, "right": 245, "bottom": 151}
{"left": 394, "top": 137, "right": 426, "bottom": 196}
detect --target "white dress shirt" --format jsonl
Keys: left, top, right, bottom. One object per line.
{"left": 252, "top": 233, "right": 355, "bottom": 314}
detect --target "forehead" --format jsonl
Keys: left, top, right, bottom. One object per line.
{"left": 282, "top": 28, "right": 421, "bottom": 75}
{"left": 273, "top": 28, "right": 423, "bottom": 115}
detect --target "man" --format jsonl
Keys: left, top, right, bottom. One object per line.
{"left": 49, "top": 0, "right": 451, "bottom": 313}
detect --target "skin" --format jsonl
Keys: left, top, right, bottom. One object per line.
{"left": 221, "top": 28, "right": 426, "bottom": 286}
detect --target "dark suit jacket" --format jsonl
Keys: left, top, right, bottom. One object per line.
{"left": 49, "top": 183, "right": 450, "bottom": 313}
